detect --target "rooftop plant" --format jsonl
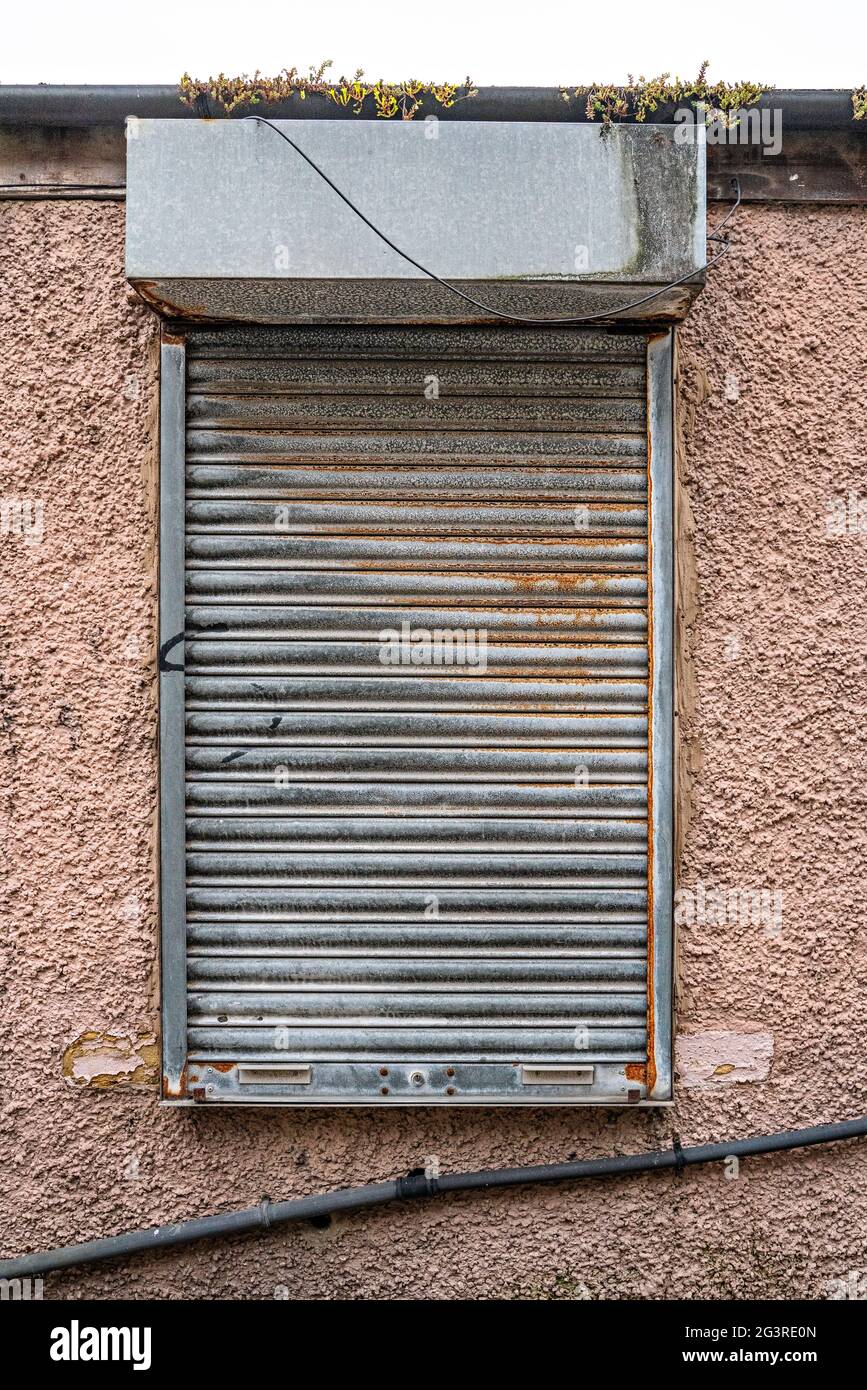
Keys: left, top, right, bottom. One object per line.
{"left": 179, "top": 63, "right": 476, "bottom": 119}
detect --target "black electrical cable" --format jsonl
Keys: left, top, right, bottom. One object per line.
{"left": 2, "top": 1114, "right": 865, "bottom": 1278}
{"left": 708, "top": 176, "right": 742, "bottom": 239}
{"left": 244, "top": 114, "right": 740, "bottom": 325}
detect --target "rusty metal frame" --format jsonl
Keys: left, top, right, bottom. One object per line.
{"left": 646, "top": 330, "right": 674, "bottom": 1101}
{"left": 158, "top": 326, "right": 676, "bottom": 1106}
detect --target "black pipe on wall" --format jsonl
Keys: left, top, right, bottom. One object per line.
{"left": 2, "top": 1114, "right": 866, "bottom": 1280}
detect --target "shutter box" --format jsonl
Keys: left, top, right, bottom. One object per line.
{"left": 127, "top": 118, "right": 706, "bottom": 325}
{"left": 158, "top": 324, "right": 674, "bottom": 1105}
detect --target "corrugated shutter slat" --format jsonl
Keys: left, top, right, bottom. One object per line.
{"left": 178, "top": 325, "right": 658, "bottom": 1103}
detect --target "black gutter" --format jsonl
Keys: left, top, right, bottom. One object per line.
{"left": 0, "top": 85, "right": 862, "bottom": 130}
{"left": 2, "top": 1114, "right": 866, "bottom": 1279}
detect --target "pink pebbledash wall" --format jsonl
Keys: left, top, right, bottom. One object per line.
{"left": 0, "top": 199, "right": 865, "bottom": 1300}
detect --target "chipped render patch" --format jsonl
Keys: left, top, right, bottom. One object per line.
{"left": 62, "top": 1032, "right": 159, "bottom": 1089}
{"left": 675, "top": 1030, "right": 774, "bottom": 1088}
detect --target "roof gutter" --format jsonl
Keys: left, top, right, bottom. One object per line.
{"left": 0, "top": 85, "right": 862, "bottom": 130}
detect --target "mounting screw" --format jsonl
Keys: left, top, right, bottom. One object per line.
{"left": 409, "top": 1071, "right": 425, "bottom": 1087}
{"left": 379, "top": 1067, "right": 389, "bottom": 1077}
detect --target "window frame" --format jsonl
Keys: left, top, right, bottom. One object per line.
{"left": 157, "top": 326, "right": 675, "bottom": 1105}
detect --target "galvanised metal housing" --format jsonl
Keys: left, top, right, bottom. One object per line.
{"left": 126, "top": 118, "right": 706, "bottom": 324}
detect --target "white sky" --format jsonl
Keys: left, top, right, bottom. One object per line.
{"left": 2, "top": 0, "right": 864, "bottom": 87}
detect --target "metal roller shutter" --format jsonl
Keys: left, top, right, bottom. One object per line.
{"left": 159, "top": 324, "right": 673, "bottom": 1105}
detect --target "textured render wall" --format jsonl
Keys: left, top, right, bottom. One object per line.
{"left": 0, "top": 200, "right": 865, "bottom": 1301}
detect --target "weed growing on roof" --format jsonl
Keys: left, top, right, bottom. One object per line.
{"left": 562, "top": 61, "right": 770, "bottom": 127}
{"left": 179, "top": 62, "right": 476, "bottom": 119}
{"left": 179, "top": 62, "right": 866, "bottom": 127}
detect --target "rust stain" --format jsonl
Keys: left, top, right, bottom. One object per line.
{"left": 133, "top": 280, "right": 209, "bottom": 321}
{"left": 625, "top": 1062, "right": 647, "bottom": 1083}
{"left": 162, "top": 1062, "right": 188, "bottom": 1100}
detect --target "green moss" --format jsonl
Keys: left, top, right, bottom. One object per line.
{"left": 854, "top": 88, "right": 867, "bottom": 120}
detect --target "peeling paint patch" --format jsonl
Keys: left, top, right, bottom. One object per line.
{"left": 62, "top": 1031, "right": 159, "bottom": 1089}
{"left": 675, "top": 1030, "right": 773, "bottom": 1088}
